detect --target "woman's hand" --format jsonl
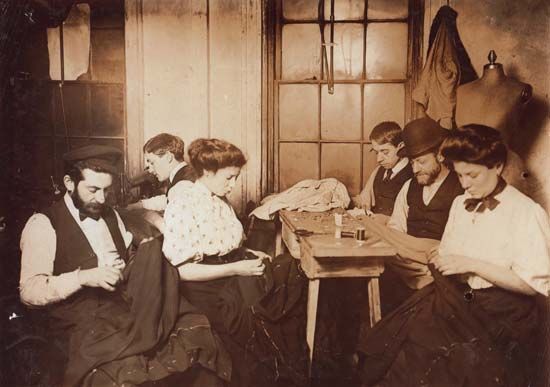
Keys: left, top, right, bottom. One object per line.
{"left": 231, "top": 258, "right": 265, "bottom": 277}
{"left": 432, "top": 254, "right": 477, "bottom": 276}
{"left": 246, "top": 248, "right": 273, "bottom": 262}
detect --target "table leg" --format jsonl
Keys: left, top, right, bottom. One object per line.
{"left": 367, "top": 277, "right": 382, "bottom": 326}
{"left": 275, "top": 228, "right": 283, "bottom": 256}
{"left": 306, "top": 279, "right": 320, "bottom": 376}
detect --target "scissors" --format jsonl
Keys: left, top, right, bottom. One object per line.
{"left": 294, "top": 228, "right": 314, "bottom": 237}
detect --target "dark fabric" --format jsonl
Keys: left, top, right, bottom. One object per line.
{"left": 428, "top": 6, "right": 478, "bottom": 85}
{"left": 407, "top": 171, "right": 463, "bottom": 240}
{"left": 41, "top": 206, "right": 230, "bottom": 386}
{"left": 373, "top": 164, "right": 413, "bottom": 216}
{"left": 168, "top": 164, "right": 198, "bottom": 192}
{"left": 180, "top": 250, "right": 309, "bottom": 387}
{"left": 358, "top": 266, "right": 539, "bottom": 387}
{"left": 464, "top": 177, "right": 507, "bottom": 213}
{"left": 42, "top": 199, "right": 126, "bottom": 276}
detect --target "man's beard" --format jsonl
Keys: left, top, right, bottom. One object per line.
{"left": 415, "top": 163, "right": 441, "bottom": 186}
{"left": 71, "top": 190, "right": 105, "bottom": 217}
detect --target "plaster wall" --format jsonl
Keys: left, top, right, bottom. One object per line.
{"left": 436, "top": 0, "right": 550, "bottom": 209}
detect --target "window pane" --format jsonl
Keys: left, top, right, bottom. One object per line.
{"left": 324, "top": 0, "right": 364, "bottom": 20}
{"left": 368, "top": 0, "right": 409, "bottom": 19}
{"left": 282, "top": 24, "right": 321, "bottom": 80}
{"left": 279, "top": 84, "right": 318, "bottom": 141}
{"left": 364, "top": 83, "right": 405, "bottom": 138}
{"left": 91, "top": 84, "right": 124, "bottom": 136}
{"left": 283, "top": 0, "right": 318, "bottom": 20}
{"left": 54, "top": 84, "right": 89, "bottom": 135}
{"left": 323, "top": 23, "right": 363, "bottom": 80}
{"left": 366, "top": 23, "right": 408, "bottom": 79}
{"left": 28, "top": 140, "right": 54, "bottom": 187}
{"left": 363, "top": 143, "right": 378, "bottom": 189}
{"left": 321, "top": 84, "right": 361, "bottom": 140}
{"left": 321, "top": 143, "right": 361, "bottom": 194}
{"left": 91, "top": 28, "right": 124, "bottom": 83}
{"left": 280, "top": 143, "right": 319, "bottom": 190}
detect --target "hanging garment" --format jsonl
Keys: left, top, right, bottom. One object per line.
{"left": 250, "top": 178, "right": 351, "bottom": 220}
{"left": 412, "top": 6, "right": 477, "bottom": 127}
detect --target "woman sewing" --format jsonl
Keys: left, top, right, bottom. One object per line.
{"left": 160, "top": 138, "right": 308, "bottom": 387}
{"left": 357, "top": 124, "right": 550, "bottom": 386}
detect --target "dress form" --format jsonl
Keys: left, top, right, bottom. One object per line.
{"left": 456, "top": 50, "right": 532, "bottom": 140}
{"left": 455, "top": 51, "right": 533, "bottom": 195}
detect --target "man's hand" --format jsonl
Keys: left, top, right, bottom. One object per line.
{"left": 246, "top": 248, "right": 273, "bottom": 262}
{"left": 231, "top": 258, "right": 265, "bottom": 277}
{"left": 78, "top": 266, "right": 123, "bottom": 291}
{"left": 431, "top": 254, "right": 477, "bottom": 276}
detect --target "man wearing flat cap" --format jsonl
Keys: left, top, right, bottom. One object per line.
{"left": 383, "top": 117, "right": 464, "bottom": 294}
{"left": 19, "top": 145, "right": 228, "bottom": 386}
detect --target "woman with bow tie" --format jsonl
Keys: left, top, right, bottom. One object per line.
{"left": 357, "top": 124, "right": 550, "bottom": 387}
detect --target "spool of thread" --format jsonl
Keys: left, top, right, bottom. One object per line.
{"left": 334, "top": 213, "right": 343, "bottom": 227}
{"left": 355, "top": 226, "right": 366, "bottom": 241}
{"left": 334, "top": 227, "right": 342, "bottom": 239}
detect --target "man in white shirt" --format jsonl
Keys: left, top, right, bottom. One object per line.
{"left": 383, "top": 117, "right": 464, "bottom": 303}
{"left": 19, "top": 145, "right": 226, "bottom": 386}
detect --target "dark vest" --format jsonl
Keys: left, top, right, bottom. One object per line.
{"left": 406, "top": 171, "right": 463, "bottom": 240}
{"left": 41, "top": 199, "right": 128, "bottom": 328}
{"left": 42, "top": 199, "right": 127, "bottom": 275}
{"left": 372, "top": 163, "right": 413, "bottom": 216}
{"left": 168, "top": 164, "right": 197, "bottom": 193}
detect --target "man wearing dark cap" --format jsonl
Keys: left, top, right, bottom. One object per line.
{"left": 19, "top": 145, "right": 228, "bottom": 386}
{"left": 385, "top": 117, "right": 464, "bottom": 291}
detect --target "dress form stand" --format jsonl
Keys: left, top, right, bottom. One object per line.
{"left": 455, "top": 51, "right": 533, "bottom": 195}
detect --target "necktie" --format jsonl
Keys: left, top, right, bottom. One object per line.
{"left": 79, "top": 211, "right": 101, "bottom": 221}
{"left": 463, "top": 177, "right": 506, "bottom": 213}
{"left": 383, "top": 169, "right": 393, "bottom": 182}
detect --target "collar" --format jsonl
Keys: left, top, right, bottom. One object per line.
{"left": 390, "top": 157, "right": 409, "bottom": 176}
{"left": 169, "top": 161, "right": 187, "bottom": 183}
{"left": 195, "top": 180, "right": 215, "bottom": 197}
{"left": 464, "top": 177, "right": 507, "bottom": 213}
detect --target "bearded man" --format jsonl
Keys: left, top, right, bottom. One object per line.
{"left": 19, "top": 145, "right": 228, "bottom": 386}
{"left": 382, "top": 118, "right": 464, "bottom": 298}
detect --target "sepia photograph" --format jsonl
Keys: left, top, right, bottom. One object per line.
{"left": 0, "top": 0, "right": 549, "bottom": 386}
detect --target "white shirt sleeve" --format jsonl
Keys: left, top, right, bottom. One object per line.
{"left": 354, "top": 166, "right": 379, "bottom": 209}
{"left": 140, "top": 194, "right": 167, "bottom": 212}
{"left": 510, "top": 204, "right": 550, "bottom": 296}
{"left": 19, "top": 214, "right": 82, "bottom": 306}
{"left": 387, "top": 179, "right": 411, "bottom": 233}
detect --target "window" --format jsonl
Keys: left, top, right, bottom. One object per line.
{"left": 267, "top": 0, "right": 423, "bottom": 194}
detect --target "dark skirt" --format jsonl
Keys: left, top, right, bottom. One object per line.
{"left": 180, "top": 249, "right": 309, "bottom": 387}
{"left": 358, "top": 265, "right": 539, "bottom": 387}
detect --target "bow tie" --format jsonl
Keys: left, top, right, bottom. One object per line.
{"left": 464, "top": 177, "right": 507, "bottom": 213}
{"left": 79, "top": 211, "right": 101, "bottom": 221}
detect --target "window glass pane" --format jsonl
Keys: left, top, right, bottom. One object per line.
{"left": 364, "top": 83, "right": 405, "bottom": 138}
{"left": 282, "top": 24, "right": 321, "bottom": 80}
{"left": 366, "top": 23, "right": 408, "bottom": 79}
{"left": 323, "top": 23, "right": 363, "bottom": 80}
{"left": 321, "top": 143, "right": 361, "bottom": 194}
{"left": 368, "top": 0, "right": 409, "bottom": 19}
{"left": 91, "top": 84, "right": 124, "bottom": 136}
{"left": 28, "top": 140, "right": 54, "bottom": 187}
{"left": 54, "top": 84, "right": 89, "bottom": 135}
{"left": 280, "top": 143, "right": 319, "bottom": 190}
{"left": 324, "top": 0, "right": 364, "bottom": 20}
{"left": 363, "top": 143, "right": 378, "bottom": 188}
{"left": 279, "top": 84, "right": 319, "bottom": 141}
{"left": 91, "top": 28, "right": 124, "bottom": 82}
{"left": 283, "top": 0, "right": 318, "bottom": 20}
{"left": 321, "top": 84, "right": 361, "bottom": 140}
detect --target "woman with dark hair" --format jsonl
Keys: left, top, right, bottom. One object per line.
{"left": 357, "top": 125, "right": 549, "bottom": 386}
{"left": 161, "top": 138, "right": 308, "bottom": 387}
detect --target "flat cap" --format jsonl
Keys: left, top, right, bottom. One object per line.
{"left": 63, "top": 145, "right": 122, "bottom": 174}
{"left": 397, "top": 117, "right": 448, "bottom": 158}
